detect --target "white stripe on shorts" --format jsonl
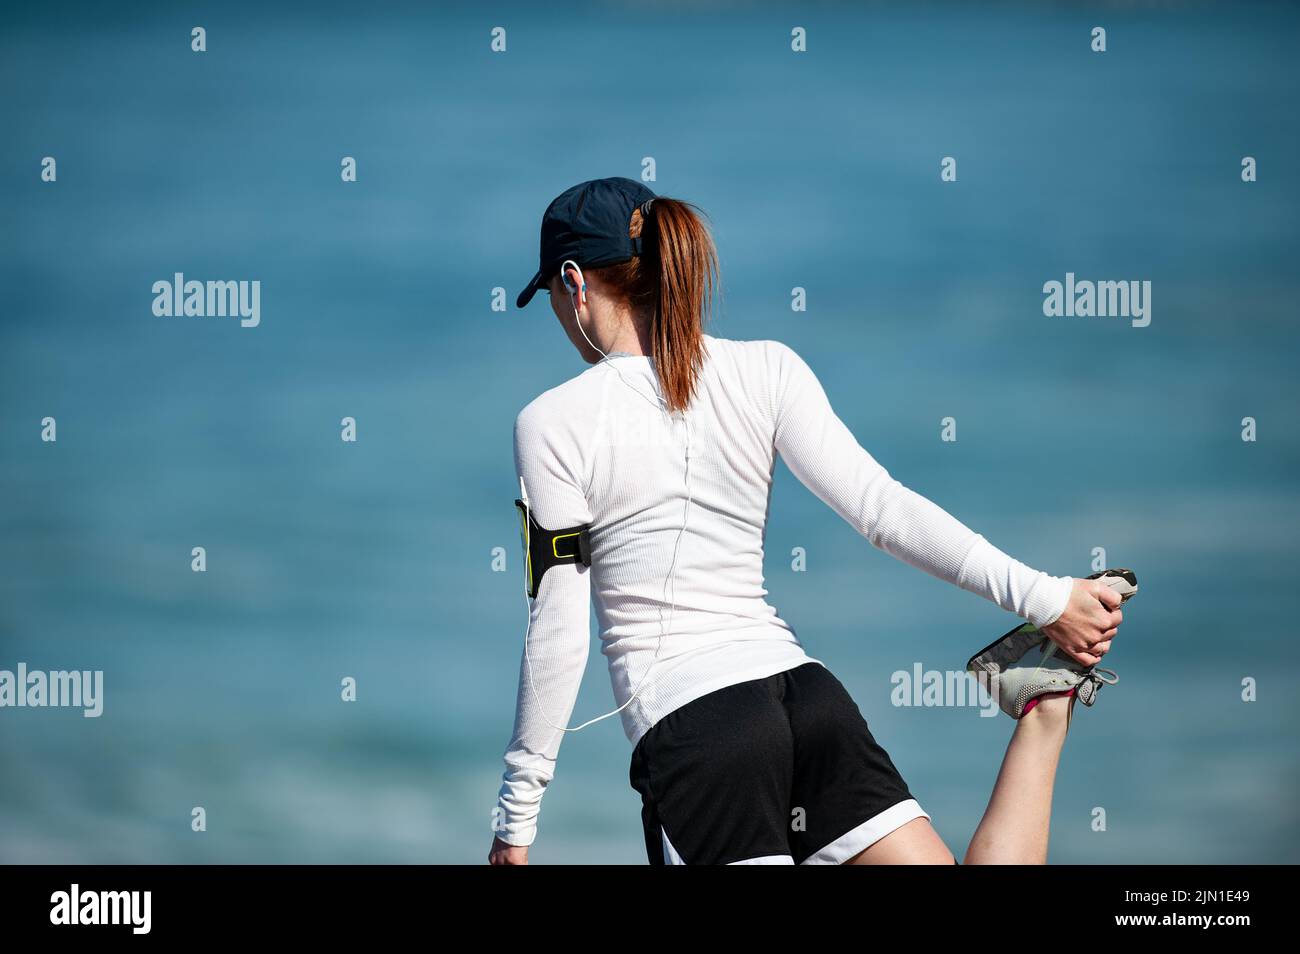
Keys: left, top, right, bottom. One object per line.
{"left": 798, "top": 797, "right": 931, "bottom": 865}
{"left": 727, "top": 854, "right": 795, "bottom": 865}
{"left": 661, "top": 826, "right": 795, "bottom": 865}
{"left": 661, "top": 826, "right": 686, "bottom": 864}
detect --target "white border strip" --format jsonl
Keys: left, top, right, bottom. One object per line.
{"left": 727, "top": 854, "right": 795, "bottom": 865}
{"left": 662, "top": 827, "right": 795, "bottom": 865}
{"left": 661, "top": 826, "right": 686, "bottom": 865}
{"left": 799, "top": 798, "right": 931, "bottom": 865}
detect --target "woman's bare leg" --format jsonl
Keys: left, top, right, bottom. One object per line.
{"left": 846, "top": 693, "right": 1074, "bottom": 865}
{"left": 963, "top": 692, "right": 1072, "bottom": 864}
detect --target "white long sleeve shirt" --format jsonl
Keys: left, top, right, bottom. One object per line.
{"left": 494, "top": 335, "right": 1072, "bottom": 847}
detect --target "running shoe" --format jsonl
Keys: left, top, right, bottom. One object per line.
{"left": 967, "top": 569, "right": 1137, "bottom": 720}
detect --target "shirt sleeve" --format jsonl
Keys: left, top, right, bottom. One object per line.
{"left": 493, "top": 406, "right": 593, "bottom": 848}
{"left": 766, "top": 341, "right": 1073, "bottom": 629}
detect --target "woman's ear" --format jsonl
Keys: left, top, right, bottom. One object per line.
{"left": 560, "top": 263, "right": 587, "bottom": 305}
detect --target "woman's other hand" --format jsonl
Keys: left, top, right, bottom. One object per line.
{"left": 489, "top": 837, "right": 529, "bottom": 865}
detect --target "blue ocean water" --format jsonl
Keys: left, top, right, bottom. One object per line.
{"left": 1, "top": 1, "right": 1297, "bottom": 863}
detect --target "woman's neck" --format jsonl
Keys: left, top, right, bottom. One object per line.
{"left": 599, "top": 307, "right": 656, "bottom": 357}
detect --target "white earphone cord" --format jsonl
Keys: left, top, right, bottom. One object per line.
{"left": 520, "top": 259, "right": 693, "bottom": 733}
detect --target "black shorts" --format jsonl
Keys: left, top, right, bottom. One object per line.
{"left": 628, "top": 662, "right": 929, "bottom": 865}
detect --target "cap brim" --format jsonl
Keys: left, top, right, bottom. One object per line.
{"left": 516, "top": 270, "right": 544, "bottom": 309}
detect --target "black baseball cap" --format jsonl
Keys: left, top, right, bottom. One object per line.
{"left": 516, "top": 177, "right": 658, "bottom": 308}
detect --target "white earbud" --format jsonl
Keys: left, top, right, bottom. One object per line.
{"left": 560, "top": 259, "right": 587, "bottom": 305}
{"left": 560, "top": 259, "right": 605, "bottom": 359}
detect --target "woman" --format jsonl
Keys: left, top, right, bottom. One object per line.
{"left": 489, "top": 177, "right": 1129, "bottom": 865}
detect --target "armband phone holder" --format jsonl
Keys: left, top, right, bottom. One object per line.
{"left": 514, "top": 499, "right": 592, "bottom": 598}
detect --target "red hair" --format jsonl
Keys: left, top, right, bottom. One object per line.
{"left": 588, "top": 198, "right": 718, "bottom": 414}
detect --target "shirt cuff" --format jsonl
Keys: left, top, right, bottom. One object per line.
{"left": 493, "top": 817, "right": 538, "bottom": 848}
{"left": 1026, "top": 574, "right": 1074, "bottom": 629}
{"left": 494, "top": 766, "right": 549, "bottom": 847}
